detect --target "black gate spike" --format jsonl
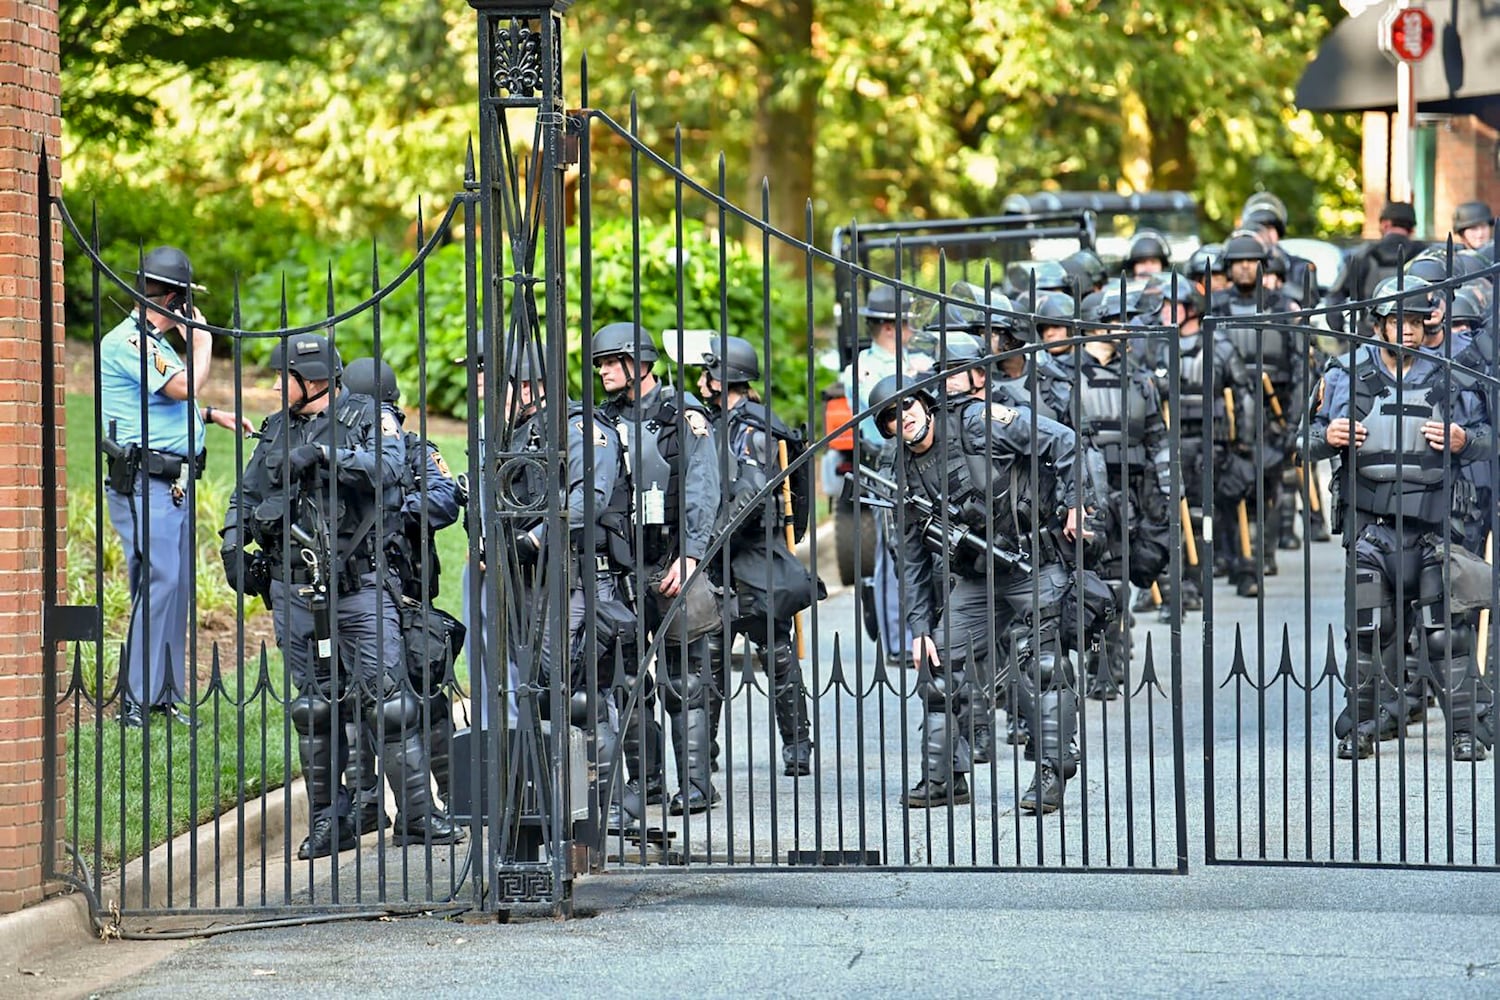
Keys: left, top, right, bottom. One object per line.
{"left": 825, "top": 633, "right": 854, "bottom": 698}
{"left": 1218, "top": 623, "right": 1251, "bottom": 689}
{"left": 1313, "top": 623, "right": 1341, "bottom": 695}
{"left": 1274, "top": 623, "right": 1302, "bottom": 692}
{"left": 69, "top": 644, "right": 84, "bottom": 703}
{"left": 1133, "top": 631, "right": 1166, "bottom": 699}
{"left": 736, "top": 635, "right": 765, "bottom": 699}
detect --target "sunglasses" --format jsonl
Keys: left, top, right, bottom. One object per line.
{"left": 879, "top": 397, "right": 921, "bottom": 426}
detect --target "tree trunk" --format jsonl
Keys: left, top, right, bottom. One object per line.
{"left": 747, "top": 0, "right": 815, "bottom": 278}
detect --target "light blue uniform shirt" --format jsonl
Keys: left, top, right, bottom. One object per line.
{"left": 99, "top": 314, "right": 204, "bottom": 457}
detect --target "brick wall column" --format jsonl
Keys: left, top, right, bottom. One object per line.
{"left": 0, "top": 0, "right": 63, "bottom": 916}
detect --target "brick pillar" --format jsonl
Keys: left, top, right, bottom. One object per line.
{"left": 0, "top": 0, "right": 62, "bottom": 915}
{"left": 1361, "top": 110, "right": 1391, "bottom": 238}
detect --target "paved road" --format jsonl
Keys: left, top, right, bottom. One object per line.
{"left": 95, "top": 866, "right": 1500, "bottom": 997}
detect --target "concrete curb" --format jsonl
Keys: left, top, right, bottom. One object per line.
{"left": 102, "top": 778, "right": 309, "bottom": 912}
{"left": 0, "top": 892, "right": 94, "bottom": 970}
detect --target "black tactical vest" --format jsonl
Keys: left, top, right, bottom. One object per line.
{"left": 1218, "top": 292, "right": 1293, "bottom": 383}
{"left": 1347, "top": 346, "right": 1451, "bottom": 524}
{"left": 1076, "top": 356, "right": 1152, "bottom": 469}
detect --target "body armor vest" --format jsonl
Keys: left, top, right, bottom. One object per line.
{"left": 1348, "top": 346, "right": 1451, "bottom": 524}
{"left": 1076, "top": 358, "right": 1152, "bottom": 469}
{"left": 244, "top": 393, "right": 392, "bottom": 566}
{"left": 1219, "top": 293, "right": 1292, "bottom": 384}
{"left": 611, "top": 385, "right": 701, "bottom": 560}
{"left": 906, "top": 400, "right": 1029, "bottom": 574}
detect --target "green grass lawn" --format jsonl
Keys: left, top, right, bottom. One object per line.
{"left": 62, "top": 386, "right": 478, "bottom": 869}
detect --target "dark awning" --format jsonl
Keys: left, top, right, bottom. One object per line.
{"left": 1296, "top": 3, "right": 1500, "bottom": 117}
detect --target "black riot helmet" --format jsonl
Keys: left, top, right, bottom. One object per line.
{"left": 134, "top": 245, "right": 198, "bottom": 294}
{"left": 269, "top": 333, "right": 342, "bottom": 383}
{"left": 1005, "top": 259, "right": 1071, "bottom": 296}
{"left": 868, "top": 373, "right": 934, "bottom": 440}
{"left": 1453, "top": 201, "right": 1494, "bottom": 235}
{"left": 1221, "top": 230, "right": 1268, "bottom": 263}
{"left": 1243, "top": 192, "right": 1289, "bottom": 229}
{"left": 1091, "top": 286, "right": 1139, "bottom": 324}
{"left": 1451, "top": 286, "right": 1486, "bottom": 329}
{"left": 931, "top": 331, "right": 987, "bottom": 372}
{"left": 269, "top": 333, "right": 343, "bottom": 413}
{"left": 703, "top": 335, "right": 761, "bottom": 383}
{"left": 591, "top": 321, "right": 658, "bottom": 365}
{"left": 1404, "top": 251, "right": 1453, "bottom": 285}
{"left": 1158, "top": 278, "right": 1206, "bottom": 317}
{"left": 1370, "top": 275, "right": 1439, "bottom": 319}
{"left": 1264, "top": 245, "right": 1290, "bottom": 279}
{"left": 1186, "top": 243, "right": 1225, "bottom": 282}
{"left": 923, "top": 302, "right": 982, "bottom": 334}
{"left": 1064, "top": 249, "right": 1109, "bottom": 289}
{"left": 1125, "top": 229, "right": 1172, "bottom": 269}
{"left": 343, "top": 357, "right": 400, "bottom": 404}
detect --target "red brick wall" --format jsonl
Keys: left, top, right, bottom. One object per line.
{"left": 0, "top": 0, "right": 63, "bottom": 916}
{"left": 1434, "top": 115, "right": 1500, "bottom": 244}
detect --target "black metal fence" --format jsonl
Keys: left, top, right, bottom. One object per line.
{"left": 37, "top": 0, "right": 1500, "bottom": 927}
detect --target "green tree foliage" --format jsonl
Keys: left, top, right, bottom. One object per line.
{"left": 232, "top": 215, "right": 828, "bottom": 422}
{"left": 60, "top": 0, "right": 358, "bottom": 146}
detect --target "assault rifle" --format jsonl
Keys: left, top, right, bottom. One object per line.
{"left": 846, "top": 465, "right": 1033, "bottom": 575}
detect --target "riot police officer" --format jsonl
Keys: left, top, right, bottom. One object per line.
{"left": 1155, "top": 280, "right": 1257, "bottom": 613}
{"left": 1211, "top": 230, "right": 1307, "bottom": 578}
{"left": 505, "top": 346, "right": 635, "bottom": 827}
{"left": 1124, "top": 230, "right": 1172, "bottom": 278}
{"left": 1051, "top": 288, "right": 1171, "bottom": 694}
{"left": 342, "top": 357, "right": 464, "bottom": 825}
{"left": 1452, "top": 201, "right": 1494, "bottom": 252}
{"left": 1308, "top": 277, "right": 1492, "bottom": 762}
{"left": 100, "top": 246, "right": 251, "bottom": 727}
{"left": 694, "top": 335, "right": 816, "bottom": 778}
{"left": 222, "top": 333, "right": 460, "bottom": 859}
{"left": 870, "top": 366, "right": 1086, "bottom": 813}
{"left": 1241, "top": 193, "right": 1316, "bottom": 297}
{"left": 595, "top": 322, "right": 723, "bottom": 815}
{"left": 843, "top": 284, "right": 929, "bottom": 668}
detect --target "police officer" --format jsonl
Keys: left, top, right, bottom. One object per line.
{"left": 1156, "top": 280, "right": 1256, "bottom": 613}
{"left": 1053, "top": 288, "right": 1171, "bottom": 694}
{"left": 504, "top": 345, "right": 634, "bottom": 827}
{"left": 595, "top": 322, "right": 723, "bottom": 815}
{"left": 1124, "top": 230, "right": 1171, "bottom": 278}
{"left": 222, "top": 334, "right": 460, "bottom": 859}
{"left": 871, "top": 364, "right": 1086, "bottom": 813}
{"left": 1309, "top": 276, "right": 1491, "bottom": 762}
{"left": 1241, "top": 193, "right": 1317, "bottom": 297}
{"left": 694, "top": 335, "right": 815, "bottom": 778}
{"left": 843, "top": 284, "right": 930, "bottom": 668}
{"left": 1325, "top": 202, "right": 1423, "bottom": 334}
{"left": 342, "top": 357, "right": 463, "bottom": 825}
{"left": 100, "top": 245, "right": 252, "bottom": 728}
{"left": 1452, "top": 201, "right": 1494, "bottom": 252}
{"left": 1211, "top": 230, "right": 1307, "bottom": 578}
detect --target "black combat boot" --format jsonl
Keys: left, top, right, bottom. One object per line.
{"left": 901, "top": 775, "right": 970, "bottom": 808}
{"left": 667, "top": 704, "right": 721, "bottom": 815}
{"left": 769, "top": 644, "right": 814, "bottom": 777}
{"left": 1019, "top": 763, "right": 1064, "bottom": 814}
{"left": 383, "top": 732, "right": 464, "bottom": 845}
{"left": 296, "top": 733, "right": 358, "bottom": 860}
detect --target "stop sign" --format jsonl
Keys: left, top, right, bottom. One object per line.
{"left": 1385, "top": 6, "right": 1435, "bottom": 62}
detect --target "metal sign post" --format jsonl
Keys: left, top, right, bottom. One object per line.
{"left": 1379, "top": 3, "right": 1435, "bottom": 206}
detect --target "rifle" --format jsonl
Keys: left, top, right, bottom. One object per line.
{"left": 848, "top": 465, "right": 1034, "bottom": 575}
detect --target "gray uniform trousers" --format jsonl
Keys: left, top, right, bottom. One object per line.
{"left": 106, "top": 478, "right": 193, "bottom": 709}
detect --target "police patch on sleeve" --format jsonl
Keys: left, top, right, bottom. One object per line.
{"left": 153, "top": 349, "right": 170, "bottom": 377}
{"left": 381, "top": 410, "right": 401, "bottom": 438}
{"left": 431, "top": 449, "right": 452, "bottom": 478}
{"left": 684, "top": 410, "right": 710, "bottom": 437}
{"left": 989, "top": 403, "right": 1018, "bottom": 426}
{"left": 594, "top": 422, "right": 609, "bottom": 449}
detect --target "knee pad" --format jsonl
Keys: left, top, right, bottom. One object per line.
{"left": 1425, "top": 622, "right": 1475, "bottom": 661}
{"left": 367, "top": 686, "right": 423, "bottom": 734}
{"left": 1353, "top": 568, "right": 1385, "bottom": 631}
{"left": 290, "top": 693, "right": 335, "bottom": 736}
{"left": 661, "top": 670, "right": 704, "bottom": 711}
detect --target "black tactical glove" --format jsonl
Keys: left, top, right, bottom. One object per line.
{"left": 222, "top": 547, "right": 271, "bottom": 598}
{"left": 287, "top": 443, "right": 326, "bottom": 480}
{"left": 513, "top": 528, "right": 540, "bottom": 565}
